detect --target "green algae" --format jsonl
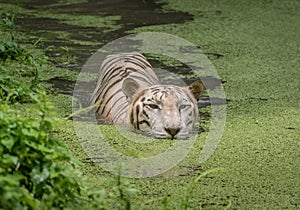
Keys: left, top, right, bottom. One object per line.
{"left": 8, "top": 1, "right": 122, "bottom": 63}
{"left": 133, "top": 0, "right": 300, "bottom": 209}
{"left": 30, "top": 11, "right": 122, "bottom": 32}
{"left": 1, "top": 3, "right": 121, "bottom": 31}
{"left": 121, "top": 0, "right": 300, "bottom": 208}
{"left": 46, "top": 0, "right": 88, "bottom": 7}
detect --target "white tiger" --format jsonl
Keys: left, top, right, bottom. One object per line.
{"left": 89, "top": 52, "right": 204, "bottom": 139}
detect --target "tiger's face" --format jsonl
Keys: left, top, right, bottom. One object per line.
{"left": 123, "top": 79, "right": 203, "bottom": 139}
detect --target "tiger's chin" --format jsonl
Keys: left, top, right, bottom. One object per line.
{"left": 130, "top": 128, "right": 195, "bottom": 140}
{"left": 137, "top": 124, "right": 193, "bottom": 140}
{"left": 153, "top": 133, "right": 191, "bottom": 140}
{"left": 140, "top": 129, "right": 190, "bottom": 140}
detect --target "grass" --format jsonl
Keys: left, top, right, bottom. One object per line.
{"left": 1, "top": 0, "right": 300, "bottom": 209}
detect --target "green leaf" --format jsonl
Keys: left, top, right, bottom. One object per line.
{"left": 21, "top": 128, "right": 39, "bottom": 139}
{"left": 0, "top": 175, "right": 20, "bottom": 186}
{"left": 0, "top": 44, "right": 5, "bottom": 52}
{"left": 41, "top": 120, "right": 52, "bottom": 132}
{"left": 32, "top": 168, "right": 50, "bottom": 184}
{"left": 2, "top": 154, "right": 19, "bottom": 166}
{"left": 1, "top": 137, "right": 15, "bottom": 150}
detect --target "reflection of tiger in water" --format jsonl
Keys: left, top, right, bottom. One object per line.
{"left": 89, "top": 52, "right": 204, "bottom": 139}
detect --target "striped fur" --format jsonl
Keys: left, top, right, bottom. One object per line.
{"left": 89, "top": 52, "right": 203, "bottom": 139}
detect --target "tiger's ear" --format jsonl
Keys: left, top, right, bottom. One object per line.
{"left": 122, "top": 78, "right": 140, "bottom": 100}
{"left": 188, "top": 80, "right": 205, "bottom": 101}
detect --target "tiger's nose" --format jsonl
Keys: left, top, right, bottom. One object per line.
{"left": 164, "top": 127, "right": 180, "bottom": 139}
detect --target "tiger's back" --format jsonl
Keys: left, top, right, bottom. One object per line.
{"left": 89, "top": 52, "right": 160, "bottom": 124}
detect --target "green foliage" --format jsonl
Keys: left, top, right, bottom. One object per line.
{"left": 0, "top": 42, "right": 43, "bottom": 89}
{"left": 0, "top": 14, "right": 15, "bottom": 28}
{"left": 0, "top": 11, "right": 15, "bottom": 39}
{"left": 111, "top": 168, "right": 138, "bottom": 210}
{"left": 0, "top": 13, "right": 139, "bottom": 210}
{"left": 0, "top": 13, "right": 20, "bottom": 61}
{"left": 0, "top": 13, "right": 103, "bottom": 209}
{"left": 0, "top": 14, "right": 42, "bottom": 89}
{"left": 0, "top": 93, "right": 84, "bottom": 209}
{"left": 0, "top": 40, "right": 26, "bottom": 61}
{"left": 0, "top": 66, "right": 32, "bottom": 103}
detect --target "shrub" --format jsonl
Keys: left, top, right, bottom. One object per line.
{"left": 0, "top": 40, "right": 26, "bottom": 61}
{"left": 0, "top": 13, "right": 105, "bottom": 209}
{"left": 0, "top": 93, "right": 89, "bottom": 210}
{"left": 0, "top": 66, "right": 33, "bottom": 103}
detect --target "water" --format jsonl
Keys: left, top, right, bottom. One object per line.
{"left": 6, "top": 0, "right": 226, "bottom": 108}
{"left": 14, "top": 0, "right": 192, "bottom": 67}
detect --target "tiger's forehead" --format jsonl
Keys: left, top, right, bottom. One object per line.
{"left": 140, "top": 85, "right": 190, "bottom": 103}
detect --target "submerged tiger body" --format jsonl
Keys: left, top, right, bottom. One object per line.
{"left": 89, "top": 52, "right": 204, "bottom": 139}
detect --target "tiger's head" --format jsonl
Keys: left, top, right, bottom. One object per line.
{"left": 122, "top": 78, "right": 204, "bottom": 139}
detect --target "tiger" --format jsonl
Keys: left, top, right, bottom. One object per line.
{"left": 89, "top": 52, "right": 204, "bottom": 139}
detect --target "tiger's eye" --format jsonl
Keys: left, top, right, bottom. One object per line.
{"left": 148, "top": 104, "right": 160, "bottom": 109}
{"left": 179, "top": 104, "right": 190, "bottom": 110}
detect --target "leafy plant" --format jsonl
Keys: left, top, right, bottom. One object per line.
{"left": 0, "top": 13, "right": 42, "bottom": 88}
{"left": 0, "top": 13, "right": 23, "bottom": 61}
{"left": 0, "top": 12, "right": 15, "bottom": 40}
{"left": 0, "top": 92, "right": 86, "bottom": 209}
{"left": 0, "top": 40, "right": 26, "bottom": 61}
{"left": 0, "top": 66, "right": 33, "bottom": 103}
{"left": 0, "top": 14, "right": 15, "bottom": 28}
{"left": 111, "top": 167, "right": 137, "bottom": 210}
